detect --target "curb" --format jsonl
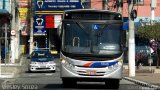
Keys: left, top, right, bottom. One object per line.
{"left": 0, "top": 73, "right": 14, "bottom": 79}
{"left": 123, "top": 77, "right": 160, "bottom": 89}
{"left": 0, "top": 55, "right": 26, "bottom": 78}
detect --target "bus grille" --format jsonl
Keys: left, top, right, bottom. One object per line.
{"left": 77, "top": 71, "right": 105, "bottom": 76}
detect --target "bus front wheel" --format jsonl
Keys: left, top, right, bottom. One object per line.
{"left": 105, "top": 79, "right": 120, "bottom": 89}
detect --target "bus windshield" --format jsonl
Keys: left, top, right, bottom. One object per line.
{"left": 62, "top": 21, "right": 122, "bottom": 56}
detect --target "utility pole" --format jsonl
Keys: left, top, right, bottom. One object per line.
{"left": 5, "top": 24, "right": 7, "bottom": 64}
{"left": 0, "top": 39, "right": 2, "bottom": 77}
{"left": 3, "top": 0, "right": 5, "bottom": 9}
{"left": 102, "top": 0, "right": 106, "bottom": 10}
{"left": 151, "top": 0, "right": 156, "bottom": 24}
{"left": 10, "top": 0, "right": 16, "bottom": 63}
{"left": 29, "top": 18, "right": 34, "bottom": 55}
{"left": 0, "top": 39, "right": 2, "bottom": 61}
{"left": 128, "top": 0, "right": 135, "bottom": 77}
{"left": 15, "top": 3, "right": 20, "bottom": 60}
{"left": 117, "top": 0, "right": 123, "bottom": 14}
{"left": 102, "top": 0, "right": 108, "bottom": 10}
{"left": 29, "top": 0, "right": 34, "bottom": 55}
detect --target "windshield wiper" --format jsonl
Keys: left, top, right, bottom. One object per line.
{"left": 75, "top": 21, "right": 89, "bottom": 35}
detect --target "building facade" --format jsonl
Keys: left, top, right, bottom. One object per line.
{"left": 90, "top": 0, "right": 160, "bottom": 23}
{"left": 32, "top": 0, "right": 83, "bottom": 54}
{"left": 0, "top": 0, "right": 31, "bottom": 63}
{"left": 123, "top": 0, "right": 160, "bottom": 23}
{"left": 29, "top": 0, "right": 160, "bottom": 55}
{"left": 0, "top": 0, "right": 11, "bottom": 63}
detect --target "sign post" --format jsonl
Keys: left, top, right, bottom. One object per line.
{"left": 33, "top": 15, "right": 46, "bottom": 35}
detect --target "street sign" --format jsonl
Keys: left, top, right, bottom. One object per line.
{"left": 33, "top": 15, "right": 46, "bottom": 35}
{"left": 11, "top": 30, "right": 16, "bottom": 36}
{"left": 34, "top": 0, "right": 82, "bottom": 11}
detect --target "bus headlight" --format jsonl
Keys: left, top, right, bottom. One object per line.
{"left": 62, "top": 59, "right": 66, "bottom": 64}
{"left": 108, "top": 62, "right": 121, "bottom": 71}
{"left": 108, "top": 65, "right": 113, "bottom": 70}
{"left": 61, "top": 59, "right": 75, "bottom": 68}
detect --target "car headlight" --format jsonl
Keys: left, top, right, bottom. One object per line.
{"left": 31, "top": 62, "right": 37, "bottom": 64}
{"left": 30, "top": 65, "right": 38, "bottom": 67}
{"left": 48, "top": 61, "right": 56, "bottom": 64}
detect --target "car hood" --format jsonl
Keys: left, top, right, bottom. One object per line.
{"left": 31, "top": 58, "right": 53, "bottom": 62}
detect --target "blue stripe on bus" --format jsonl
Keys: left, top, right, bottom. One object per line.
{"left": 89, "top": 61, "right": 118, "bottom": 68}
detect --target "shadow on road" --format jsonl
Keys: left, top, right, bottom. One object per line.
{"left": 43, "top": 83, "right": 117, "bottom": 90}
{"left": 25, "top": 71, "right": 56, "bottom": 73}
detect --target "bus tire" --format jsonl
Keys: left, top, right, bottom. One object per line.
{"left": 62, "top": 78, "right": 77, "bottom": 88}
{"left": 105, "top": 79, "right": 120, "bottom": 89}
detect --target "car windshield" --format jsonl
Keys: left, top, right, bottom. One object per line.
{"left": 31, "top": 51, "right": 52, "bottom": 58}
{"left": 62, "top": 21, "right": 122, "bottom": 56}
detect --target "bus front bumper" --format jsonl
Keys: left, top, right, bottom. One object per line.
{"left": 60, "top": 65, "right": 123, "bottom": 80}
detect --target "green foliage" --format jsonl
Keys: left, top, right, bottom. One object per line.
{"left": 137, "top": 23, "right": 160, "bottom": 41}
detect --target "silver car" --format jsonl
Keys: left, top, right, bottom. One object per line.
{"left": 29, "top": 50, "right": 56, "bottom": 72}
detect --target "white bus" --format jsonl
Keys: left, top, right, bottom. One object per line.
{"left": 58, "top": 9, "right": 126, "bottom": 89}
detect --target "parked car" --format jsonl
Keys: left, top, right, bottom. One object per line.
{"left": 29, "top": 49, "right": 56, "bottom": 72}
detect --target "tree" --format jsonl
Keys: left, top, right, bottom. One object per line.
{"left": 137, "top": 23, "right": 160, "bottom": 68}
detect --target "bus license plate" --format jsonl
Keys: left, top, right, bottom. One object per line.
{"left": 86, "top": 70, "right": 96, "bottom": 75}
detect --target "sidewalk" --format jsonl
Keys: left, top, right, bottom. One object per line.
{"left": 0, "top": 55, "right": 27, "bottom": 78}
{"left": 123, "top": 65, "right": 160, "bottom": 89}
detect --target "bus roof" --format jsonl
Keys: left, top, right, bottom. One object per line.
{"left": 63, "top": 9, "right": 122, "bottom": 20}
{"left": 64, "top": 9, "right": 121, "bottom": 15}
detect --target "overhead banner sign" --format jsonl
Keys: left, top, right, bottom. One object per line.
{"left": 34, "top": 14, "right": 62, "bottom": 33}
{"left": 34, "top": 0, "right": 82, "bottom": 11}
{"left": 19, "top": 0, "right": 29, "bottom": 36}
{"left": 46, "top": 15, "right": 54, "bottom": 28}
{"left": 34, "top": 15, "right": 46, "bottom": 35}
{"left": 46, "top": 15, "right": 62, "bottom": 28}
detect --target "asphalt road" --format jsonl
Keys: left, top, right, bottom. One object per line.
{"left": 1, "top": 72, "right": 145, "bottom": 90}
{"left": 0, "top": 79, "right": 5, "bottom": 85}
{"left": 0, "top": 57, "right": 151, "bottom": 90}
